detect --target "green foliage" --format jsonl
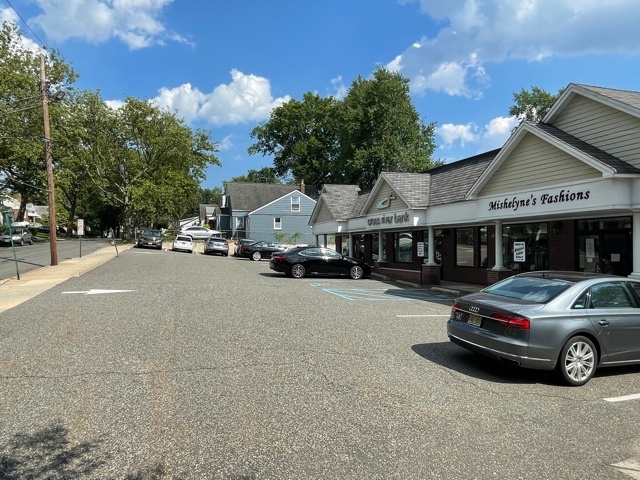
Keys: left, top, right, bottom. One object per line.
{"left": 0, "top": 21, "right": 78, "bottom": 222}
{"left": 509, "top": 86, "right": 565, "bottom": 124}
{"left": 231, "top": 167, "right": 282, "bottom": 184}
{"left": 248, "top": 68, "right": 437, "bottom": 190}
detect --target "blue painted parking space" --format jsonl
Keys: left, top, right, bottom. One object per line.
{"left": 318, "top": 286, "right": 452, "bottom": 302}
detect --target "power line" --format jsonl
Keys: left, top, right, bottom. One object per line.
{"left": 4, "top": 0, "right": 47, "bottom": 48}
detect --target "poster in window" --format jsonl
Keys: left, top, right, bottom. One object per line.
{"left": 513, "top": 242, "right": 526, "bottom": 262}
{"left": 586, "top": 238, "right": 595, "bottom": 258}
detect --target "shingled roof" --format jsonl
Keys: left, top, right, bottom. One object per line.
{"left": 428, "top": 150, "right": 499, "bottom": 206}
{"left": 318, "top": 184, "right": 362, "bottom": 221}
{"left": 379, "top": 172, "right": 430, "bottom": 208}
{"left": 533, "top": 123, "right": 640, "bottom": 174}
{"left": 576, "top": 84, "right": 640, "bottom": 112}
{"left": 225, "top": 182, "right": 319, "bottom": 212}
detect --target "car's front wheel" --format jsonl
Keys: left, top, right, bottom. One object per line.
{"left": 251, "top": 251, "right": 262, "bottom": 261}
{"left": 558, "top": 335, "right": 597, "bottom": 386}
{"left": 291, "top": 264, "right": 306, "bottom": 278}
{"left": 18, "top": 239, "right": 24, "bottom": 246}
{"left": 349, "top": 265, "right": 364, "bottom": 280}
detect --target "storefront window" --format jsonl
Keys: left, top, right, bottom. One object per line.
{"left": 503, "top": 223, "right": 548, "bottom": 272}
{"left": 372, "top": 234, "right": 386, "bottom": 261}
{"left": 456, "top": 228, "right": 474, "bottom": 267}
{"left": 394, "top": 232, "right": 412, "bottom": 263}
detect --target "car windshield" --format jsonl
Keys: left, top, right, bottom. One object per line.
{"left": 483, "top": 276, "right": 573, "bottom": 303}
{"left": 176, "top": 236, "right": 191, "bottom": 242}
{"left": 142, "top": 230, "right": 162, "bottom": 236}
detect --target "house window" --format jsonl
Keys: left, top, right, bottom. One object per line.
{"left": 235, "top": 216, "right": 245, "bottom": 230}
{"left": 291, "top": 196, "right": 300, "bottom": 212}
{"left": 274, "top": 217, "right": 282, "bottom": 230}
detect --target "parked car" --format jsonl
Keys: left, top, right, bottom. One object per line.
{"left": 204, "top": 236, "right": 229, "bottom": 256}
{"left": 179, "top": 226, "right": 221, "bottom": 240}
{"left": 172, "top": 235, "right": 194, "bottom": 253}
{"left": 0, "top": 228, "right": 34, "bottom": 246}
{"left": 270, "top": 246, "right": 371, "bottom": 279}
{"left": 239, "top": 240, "right": 286, "bottom": 261}
{"left": 447, "top": 271, "right": 640, "bottom": 386}
{"left": 233, "top": 238, "right": 255, "bottom": 257}
{"left": 136, "top": 229, "right": 163, "bottom": 250}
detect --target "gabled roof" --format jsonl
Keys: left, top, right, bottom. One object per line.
{"left": 544, "top": 83, "right": 640, "bottom": 123}
{"left": 359, "top": 172, "right": 430, "bottom": 215}
{"left": 225, "top": 182, "right": 317, "bottom": 212}
{"left": 426, "top": 150, "right": 498, "bottom": 206}
{"left": 310, "top": 184, "right": 361, "bottom": 223}
{"left": 250, "top": 189, "right": 316, "bottom": 215}
{"left": 381, "top": 172, "right": 430, "bottom": 208}
{"left": 533, "top": 123, "right": 640, "bottom": 174}
{"left": 468, "top": 120, "right": 640, "bottom": 198}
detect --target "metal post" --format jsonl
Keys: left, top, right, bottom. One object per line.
{"left": 40, "top": 52, "right": 58, "bottom": 266}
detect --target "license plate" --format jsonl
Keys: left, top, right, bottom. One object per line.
{"left": 468, "top": 313, "right": 482, "bottom": 327}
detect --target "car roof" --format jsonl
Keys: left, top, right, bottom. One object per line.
{"left": 515, "top": 270, "right": 624, "bottom": 283}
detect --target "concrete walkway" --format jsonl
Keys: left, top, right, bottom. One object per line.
{"left": 0, "top": 243, "right": 133, "bottom": 314}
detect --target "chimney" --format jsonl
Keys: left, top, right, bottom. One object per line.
{"left": 300, "top": 179, "right": 305, "bottom": 194}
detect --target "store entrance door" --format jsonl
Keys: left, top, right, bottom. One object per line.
{"left": 577, "top": 217, "right": 632, "bottom": 276}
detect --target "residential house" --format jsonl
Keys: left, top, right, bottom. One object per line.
{"left": 220, "top": 181, "right": 318, "bottom": 244}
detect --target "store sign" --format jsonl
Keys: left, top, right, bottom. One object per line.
{"left": 513, "top": 241, "right": 526, "bottom": 262}
{"left": 375, "top": 193, "right": 396, "bottom": 209}
{"left": 488, "top": 188, "right": 591, "bottom": 213}
{"left": 367, "top": 211, "right": 410, "bottom": 227}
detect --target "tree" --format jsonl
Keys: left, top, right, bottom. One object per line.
{"left": 248, "top": 92, "right": 342, "bottom": 187}
{"left": 339, "top": 67, "right": 437, "bottom": 189}
{"left": 75, "top": 94, "right": 220, "bottom": 237}
{"left": 0, "top": 21, "right": 77, "bottom": 221}
{"left": 509, "top": 86, "right": 565, "bottom": 124}
{"left": 248, "top": 68, "right": 437, "bottom": 190}
{"left": 231, "top": 167, "right": 282, "bottom": 184}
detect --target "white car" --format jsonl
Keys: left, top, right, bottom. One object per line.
{"left": 172, "top": 235, "right": 194, "bottom": 253}
{"left": 179, "top": 226, "right": 222, "bottom": 240}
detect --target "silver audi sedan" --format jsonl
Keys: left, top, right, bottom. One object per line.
{"left": 447, "top": 271, "right": 640, "bottom": 386}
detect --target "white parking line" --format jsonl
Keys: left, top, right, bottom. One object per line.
{"left": 604, "top": 393, "right": 640, "bottom": 403}
{"left": 396, "top": 315, "right": 449, "bottom": 317}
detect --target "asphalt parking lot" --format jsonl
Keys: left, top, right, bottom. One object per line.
{"left": 1, "top": 248, "right": 640, "bottom": 479}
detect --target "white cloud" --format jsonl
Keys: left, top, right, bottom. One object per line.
{"left": 218, "top": 135, "right": 234, "bottom": 152}
{"left": 437, "top": 123, "right": 479, "bottom": 148}
{"left": 393, "top": 0, "right": 640, "bottom": 96}
{"left": 30, "top": 0, "right": 189, "bottom": 50}
{"left": 437, "top": 115, "right": 519, "bottom": 149}
{"left": 329, "top": 76, "right": 348, "bottom": 100}
{"left": 1, "top": 8, "right": 42, "bottom": 52}
{"left": 104, "top": 99, "right": 124, "bottom": 110}
{"left": 152, "top": 69, "right": 291, "bottom": 127}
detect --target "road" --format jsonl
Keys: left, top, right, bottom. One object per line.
{"left": 0, "top": 249, "right": 639, "bottom": 479}
{"left": 0, "top": 237, "right": 117, "bottom": 280}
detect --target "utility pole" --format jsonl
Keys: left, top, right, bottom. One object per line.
{"left": 40, "top": 51, "right": 58, "bottom": 266}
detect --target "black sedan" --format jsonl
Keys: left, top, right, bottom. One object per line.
{"left": 270, "top": 246, "right": 371, "bottom": 279}
{"left": 239, "top": 240, "right": 286, "bottom": 261}
{"left": 447, "top": 271, "right": 640, "bottom": 386}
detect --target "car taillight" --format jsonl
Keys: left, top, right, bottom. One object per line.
{"left": 490, "top": 312, "right": 530, "bottom": 330}
{"left": 451, "top": 302, "right": 461, "bottom": 315}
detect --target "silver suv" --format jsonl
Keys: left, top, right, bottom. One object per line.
{"left": 204, "top": 236, "right": 229, "bottom": 256}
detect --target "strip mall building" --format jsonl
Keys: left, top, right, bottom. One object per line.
{"left": 309, "top": 83, "right": 640, "bottom": 286}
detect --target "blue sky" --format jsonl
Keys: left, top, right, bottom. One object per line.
{"left": 3, "top": 0, "right": 640, "bottom": 191}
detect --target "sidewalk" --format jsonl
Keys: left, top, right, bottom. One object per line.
{"left": 0, "top": 243, "right": 133, "bottom": 314}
